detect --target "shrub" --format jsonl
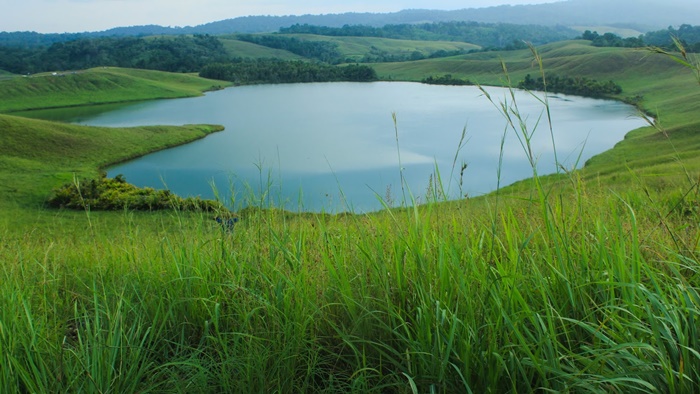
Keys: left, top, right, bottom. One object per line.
{"left": 46, "top": 172, "right": 227, "bottom": 212}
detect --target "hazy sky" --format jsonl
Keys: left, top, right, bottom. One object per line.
{"left": 2, "top": 0, "right": 564, "bottom": 33}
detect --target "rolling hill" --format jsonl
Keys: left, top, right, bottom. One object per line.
{"left": 0, "top": 67, "right": 229, "bottom": 113}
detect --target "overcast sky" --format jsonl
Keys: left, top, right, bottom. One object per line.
{"left": 2, "top": 0, "right": 564, "bottom": 33}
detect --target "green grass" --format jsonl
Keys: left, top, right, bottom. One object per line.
{"left": 219, "top": 36, "right": 307, "bottom": 60}
{"left": 1, "top": 42, "right": 699, "bottom": 392}
{"left": 0, "top": 67, "right": 231, "bottom": 113}
{"left": 0, "top": 68, "right": 15, "bottom": 80}
{"left": 283, "top": 34, "right": 481, "bottom": 62}
{"left": 2, "top": 171, "right": 699, "bottom": 392}
{"left": 219, "top": 34, "right": 480, "bottom": 62}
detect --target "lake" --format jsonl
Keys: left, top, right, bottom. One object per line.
{"left": 25, "top": 82, "right": 648, "bottom": 212}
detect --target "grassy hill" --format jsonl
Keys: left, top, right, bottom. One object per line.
{"left": 0, "top": 68, "right": 230, "bottom": 205}
{"left": 281, "top": 34, "right": 480, "bottom": 62}
{"left": 1, "top": 43, "right": 700, "bottom": 392}
{"left": 0, "top": 114, "right": 223, "bottom": 207}
{"left": 219, "top": 33, "right": 480, "bottom": 62}
{"left": 219, "top": 36, "right": 306, "bottom": 60}
{"left": 0, "top": 69, "right": 14, "bottom": 81}
{"left": 0, "top": 67, "right": 230, "bottom": 113}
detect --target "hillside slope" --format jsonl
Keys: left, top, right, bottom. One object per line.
{"left": 0, "top": 114, "right": 223, "bottom": 206}
{"left": 0, "top": 68, "right": 229, "bottom": 113}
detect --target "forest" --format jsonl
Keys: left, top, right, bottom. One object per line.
{"left": 0, "top": 35, "right": 229, "bottom": 74}
{"left": 581, "top": 24, "right": 700, "bottom": 52}
{"left": 517, "top": 74, "right": 623, "bottom": 97}
{"left": 199, "top": 59, "right": 377, "bottom": 84}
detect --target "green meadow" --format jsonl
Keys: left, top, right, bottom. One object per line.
{"left": 218, "top": 36, "right": 307, "bottom": 60}
{"left": 0, "top": 67, "right": 230, "bottom": 113}
{"left": 279, "top": 34, "right": 481, "bottom": 61}
{"left": 1, "top": 41, "right": 699, "bottom": 392}
{"left": 217, "top": 34, "right": 480, "bottom": 62}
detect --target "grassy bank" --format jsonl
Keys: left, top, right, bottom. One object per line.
{"left": 1, "top": 43, "right": 699, "bottom": 392}
{"left": 2, "top": 167, "right": 698, "bottom": 392}
{"left": 0, "top": 66, "right": 229, "bottom": 207}
{"left": 0, "top": 114, "right": 223, "bottom": 207}
{"left": 0, "top": 67, "right": 231, "bottom": 113}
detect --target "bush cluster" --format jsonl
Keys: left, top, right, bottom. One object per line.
{"left": 199, "top": 59, "right": 377, "bottom": 84}
{"left": 47, "top": 173, "right": 226, "bottom": 212}
{"left": 421, "top": 74, "right": 473, "bottom": 86}
{"left": 518, "top": 73, "right": 622, "bottom": 98}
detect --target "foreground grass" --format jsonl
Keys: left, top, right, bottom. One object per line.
{"left": 1, "top": 178, "right": 699, "bottom": 392}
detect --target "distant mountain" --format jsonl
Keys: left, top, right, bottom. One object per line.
{"left": 174, "top": 0, "right": 700, "bottom": 35}
{"left": 1, "top": 0, "right": 698, "bottom": 46}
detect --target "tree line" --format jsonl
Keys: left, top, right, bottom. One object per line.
{"left": 199, "top": 59, "right": 377, "bottom": 84}
{"left": 422, "top": 74, "right": 473, "bottom": 86}
{"left": 581, "top": 24, "right": 700, "bottom": 53}
{"left": 0, "top": 35, "right": 229, "bottom": 74}
{"left": 518, "top": 74, "right": 622, "bottom": 98}
{"left": 236, "top": 34, "right": 343, "bottom": 63}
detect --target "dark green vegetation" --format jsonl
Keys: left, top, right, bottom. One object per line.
{"left": 645, "top": 24, "right": 700, "bottom": 49}
{"left": 0, "top": 34, "right": 229, "bottom": 74}
{"left": 200, "top": 59, "right": 377, "bottom": 84}
{"left": 0, "top": 30, "right": 478, "bottom": 80}
{"left": 421, "top": 74, "right": 473, "bottom": 86}
{"left": 582, "top": 24, "right": 700, "bottom": 51}
{"left": 1, "top": 33, "right": 700, "bottom": 392}
{"left": 48, "top": 173, "right": 225, "bottom": 212}
{"left": 517, "top": 73, "right": 622, "bottom": 97}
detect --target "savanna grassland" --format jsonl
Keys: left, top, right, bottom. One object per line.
{"left": 1, "top": 40, "right": 700, "bottom": 393}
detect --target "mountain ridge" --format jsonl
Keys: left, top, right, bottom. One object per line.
{"left": 2, "top": 0, "right": 699, "bottom": 39}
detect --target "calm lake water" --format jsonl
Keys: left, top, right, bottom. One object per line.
{"left": 26, "top": 82, "right": 648, "bottom": 212}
